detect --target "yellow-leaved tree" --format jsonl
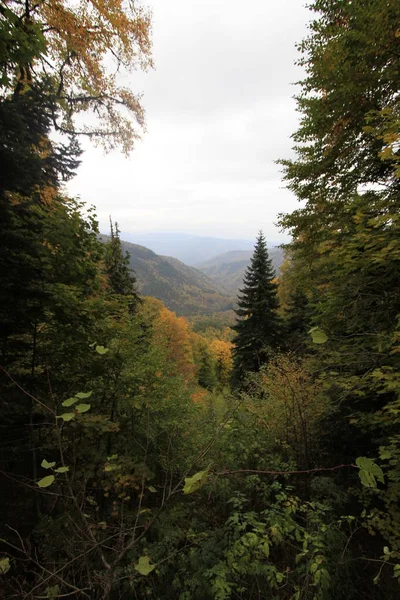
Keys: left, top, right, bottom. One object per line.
{"left": 2, "top": 0, "right": 153, "bottom": 153}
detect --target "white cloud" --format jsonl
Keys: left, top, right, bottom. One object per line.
{"left": 67, "top": 0, "right": 311, "bottom": 241}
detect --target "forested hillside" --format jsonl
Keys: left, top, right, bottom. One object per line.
{"left": 100, "top": 235, "right": 234, "bottom": 316}
{"left": 1, "top": 1, "right": 400, "bottom": 599}
{"left": 198, "top": 247, "right": 285, "bottom": 295}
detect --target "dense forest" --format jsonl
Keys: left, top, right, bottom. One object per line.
{"left": 1, "top": 0, "right": 400, "bottom": 598}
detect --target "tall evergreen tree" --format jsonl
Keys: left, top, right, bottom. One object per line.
{"left": 232, "top": 232, "right": 281, "bottom": 383}
{"left": 105, "top": 219, "right": 140, "bottom": 309}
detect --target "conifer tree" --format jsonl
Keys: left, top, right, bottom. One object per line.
{"left": 105, "top": 219, "right": 140, "bottom": 309}
{"left": 232, "top": 232, "right": 281, "bottom": 383}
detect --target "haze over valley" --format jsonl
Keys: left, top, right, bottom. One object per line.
{"left": 100, "top": 232, "right": 285, "bottom": 315}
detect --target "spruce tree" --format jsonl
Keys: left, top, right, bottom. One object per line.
{"left": 232, "top": 232, "right": 281, "bottom": 383}
{"left": 105, "top": 219, "right": 140, "bottom": 309}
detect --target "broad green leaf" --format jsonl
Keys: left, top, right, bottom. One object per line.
{"left": 135, "top": 555, "right": 155, "bottom": 576}
{"left": 148, "top": 485, "right": 157, "bottom": 493}
{"left": 183, "top": 470, "right": 208, "bottom": 494}
{"left": 62, "top": 397, "right": 78, "bottom": 407}
{"left": 54, "top": 466, "right": 69, "bottom": 473}
{"left": 75, "top": 403, "right": 91, "bottom": 413}
{"left": 96, "top": 345, "right": 109, "bottom": 355}
{"left": 41, "top": 459, "right": 56, "bottom": 469}
{"left": 0, "top": 557, "right": 10, "bottom": 574}
{"left": 356, "top": 456, "right": 384, "bottom": 488}
{"left": 309, "top": 326, "right": 328, "bottom": 344}
{"left": 58, "top": 412, "right": 75, "bottom": 422}
{"left": 358, "top": 469, "right": 375, "bottom": 488}
{"left": 37, "top": 475, "right": 55, "bottom": 488}
{"left": 76, "top": 391, "right": 93, "bottom": 399}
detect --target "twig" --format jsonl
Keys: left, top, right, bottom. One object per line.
{"left": 0, "top": 365, "right": 55, "bottom": 415}
{"left": 216, "top": 464, "right": 357, "bottom": 476}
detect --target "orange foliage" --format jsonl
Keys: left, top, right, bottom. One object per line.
{"left": 20, "top": 0, "right": 153, "bottom": 152}
{"left": 143, "top": 297, "right": 196, "bottom": 383}
{"left": 209, "top": 339, "right": 233, "bottom": 385}
{"left": 191, "top": 390, "right": 207, "bottom": 405}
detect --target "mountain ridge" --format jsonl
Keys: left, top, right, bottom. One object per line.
{"left": 100, "top": 234, "right": 233, "bottom": 316}
{"left": 197, "top": 248, "right": 285, "bottom": 295}
{"left": 119, "top": 231, "right": 264, "bottom": 265}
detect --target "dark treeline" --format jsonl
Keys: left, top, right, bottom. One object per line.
{"left": 1, "top": 0, "right": 400, "bottom": 599}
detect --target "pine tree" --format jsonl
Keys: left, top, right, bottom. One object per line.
{"left": 232, "top": 232, "right": 282, "bottom": 383}
{"left": 105, "top": 219, "right": 140, "bottom": 309}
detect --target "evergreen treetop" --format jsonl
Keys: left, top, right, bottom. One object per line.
{"left": 105, "top": 219, "right": 140, "bottom": 310}
{"left": 232, "top": 231, "right": 281, "bottom": 383}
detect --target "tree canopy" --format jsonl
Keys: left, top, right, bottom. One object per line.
{"left": 1, "top": 0, "right": 153, "bottom": 152}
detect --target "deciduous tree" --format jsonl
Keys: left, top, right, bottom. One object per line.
{"left": 1, "top": 0, "right": 153, "bottom": 153}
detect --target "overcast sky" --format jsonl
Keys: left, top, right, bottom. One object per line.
{"left": 67, "top": 0, "right": 311, "bottom": 243}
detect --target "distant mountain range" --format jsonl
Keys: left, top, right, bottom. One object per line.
{"left": 120, "top": 232, "right": 276, "bottom": 266}
{"left": 100, "top": 233, "right": 285, "bottom": 316}
{"left": 100, "top": 235, "right": 233, "bottom": 316}
{"left": 197, "top": 248, "right": 285, "bottom": 295}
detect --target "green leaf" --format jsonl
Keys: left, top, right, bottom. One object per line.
{"left": 356, "top": 456, "right": 384, "bottom": 488}
{"left": 183, "top": 470, "right": 208, "bottom": 494}
{"left": 0, "top": 557, "right": 10, "bottom": 575}
{"left": 41, "top": 459, "right": 56, "bottom": 469}
{"left": 54, "top": 466, "right": 69, "bottom": 473}
{"left": 262, "top": 541, "right": 270, "bottom": 558}
{"left": 148, "top": 485, "right": 157, "bottom": 493}
{"left": 62, "top": 397, "right": 79, "bottom": 407}
{"left": 309, "top": 326, "right": 328, "bottom": 344}
{"left": 58, "top": 412, "right": 75, "bottom": 422}
{"left": 75, "top": 391, "right": 93, "bottom": 399}
{"left": 135, "top": 556, "right": 155, "bottom": 576}
{"left": 379, "top": 448, "right": 392, "bottom": 460}
{"left": 75, "top": 403, "right": 91, "bottom": 413}
{"left": 96, "top": 345, "right": 109, "bottom": 355}
{"left": 37, "top": 475, "right": 55, "bottom": 488}
{"left": 359, "top": 469, "right": 375, "bottom": 488}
